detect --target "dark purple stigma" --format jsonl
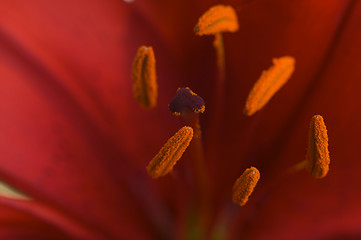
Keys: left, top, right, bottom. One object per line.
{"left": 169, "top": 87, "right": 205, "bottom": 115}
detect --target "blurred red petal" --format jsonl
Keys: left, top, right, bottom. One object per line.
{"left": 0, "top": 0, "right": 178, "bottom": 238}
{"left": 0, "top": 201, "right": 71, "bottom": 239}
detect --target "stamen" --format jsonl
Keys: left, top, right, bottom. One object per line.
{"left": 132, "top": 46, "right": 157, "bottom": 109}
{"left": 146, "top": 126, "right": 193, "bottom": 178}
{"left": 306, "top": 115, "right": 330, "bottom": 178}
{"left": 194, "top": 5, "right": 239, "bottom": 36}
{"left": 232, "top": 167, "right": 260, "bottom": 206}
{"left": 169, "top": 87, "right": 205, "bottom": 116}
{"left": 244, "top": 56, "right": 295, "bottom": 116}
{"left": 194, "top": 6, "right": 239, "bottom": 171}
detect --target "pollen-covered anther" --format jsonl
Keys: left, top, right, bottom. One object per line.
{"left": 169, "top": 87, "right": 205, "bottom": 116}
{"left": 306, "top": 115, "right": 330, "bottom": 179}
{"left": 232, "top": 167, "right": 260, "bottom": 206}
{"left": 131, "top": 45, "right": 157, "bottom": 109}
{"left": 146, "top": 126, "right": 193, "bottom": 178}
{"left": 244, "top": 56, "right": 295, "bottom": 116}
{"left": 194, "top": 5, "right": 239, "bottom": 36}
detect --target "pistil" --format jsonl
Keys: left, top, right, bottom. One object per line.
{"left": 169, "top": 87, "right": 210, "bottom": 234}
{"left": 169, "top": 88, "right": 209, "bottom": 198}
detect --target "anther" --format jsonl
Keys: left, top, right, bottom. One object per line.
{"left": 306, "top": 115, "right": 330, "bottom": 178}
{"left": 232, "top": 167, "right": 260, "bottom": 206}
{"left": 132, "top": 46, "right": 157, "bottom": 109}
{"left": 146, "top": 126, "right": 193, "bottom": 178}
{"left": 169, "top": 87, "right": 205, "bottom": 116}
{"left": 194, "top": 5, "right": 239, "bottom": 36}
{"left": 244, "top": 56, "right": 295, "bottom": 116}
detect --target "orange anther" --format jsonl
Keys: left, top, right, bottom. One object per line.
{"left": 132, "top": 46, "right": 157, "bottom": 109}
{"left": 244, "top": 56, "right": 295, "bottom": 116}
{"left": 194, "top": 5, "right": 239, "bottom": 36}
{"left": 232, "top": 167, "right": 260, "bottom": 206}
{"left": 306, "top": 115, "right": 330, "bottom": 178}
{"left": 146, "top": 126, "right": 193, "bottom": 178}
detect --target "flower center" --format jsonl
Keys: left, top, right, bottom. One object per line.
{"left": 130, "top": 4, "right": 331, "bottom": 239}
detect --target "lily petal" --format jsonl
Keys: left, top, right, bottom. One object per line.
{"left": 0, "top": 1, "right": 178, "bottom": 238}
{"left": 0, "top": 201, "right": 71, "bottom": 239}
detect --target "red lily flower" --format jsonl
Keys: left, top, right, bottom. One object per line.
{"left": 1, "top": 0, "right": 361, "bottom": 239}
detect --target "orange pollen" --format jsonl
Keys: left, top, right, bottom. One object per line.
{"left": 194, "top": 5, "right": 239, "bottom": 36}
{"left": 146, "top": 126, "right": 194, "bottom": 178}
{"left": 244, "top": 56, "right": 295, "bottom": 116}
{"left": 306, "top": 115, "right": 330, "bottom": 179}
{"left": 132, "top": 46, "right": 158, "bottom": 109}
{"left": 232, "top": 167, "right": 260, "bottom": 206}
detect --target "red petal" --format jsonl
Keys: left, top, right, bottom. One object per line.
{"left": 0, "top": 1, "right": 178, "bottom": 238}
{"left": 0, "top": 200, "right": 70, "bottom": 239}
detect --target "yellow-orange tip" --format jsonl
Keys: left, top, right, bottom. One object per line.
{"left": 146, "top": 126, "right": 193, "bottom": 178}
